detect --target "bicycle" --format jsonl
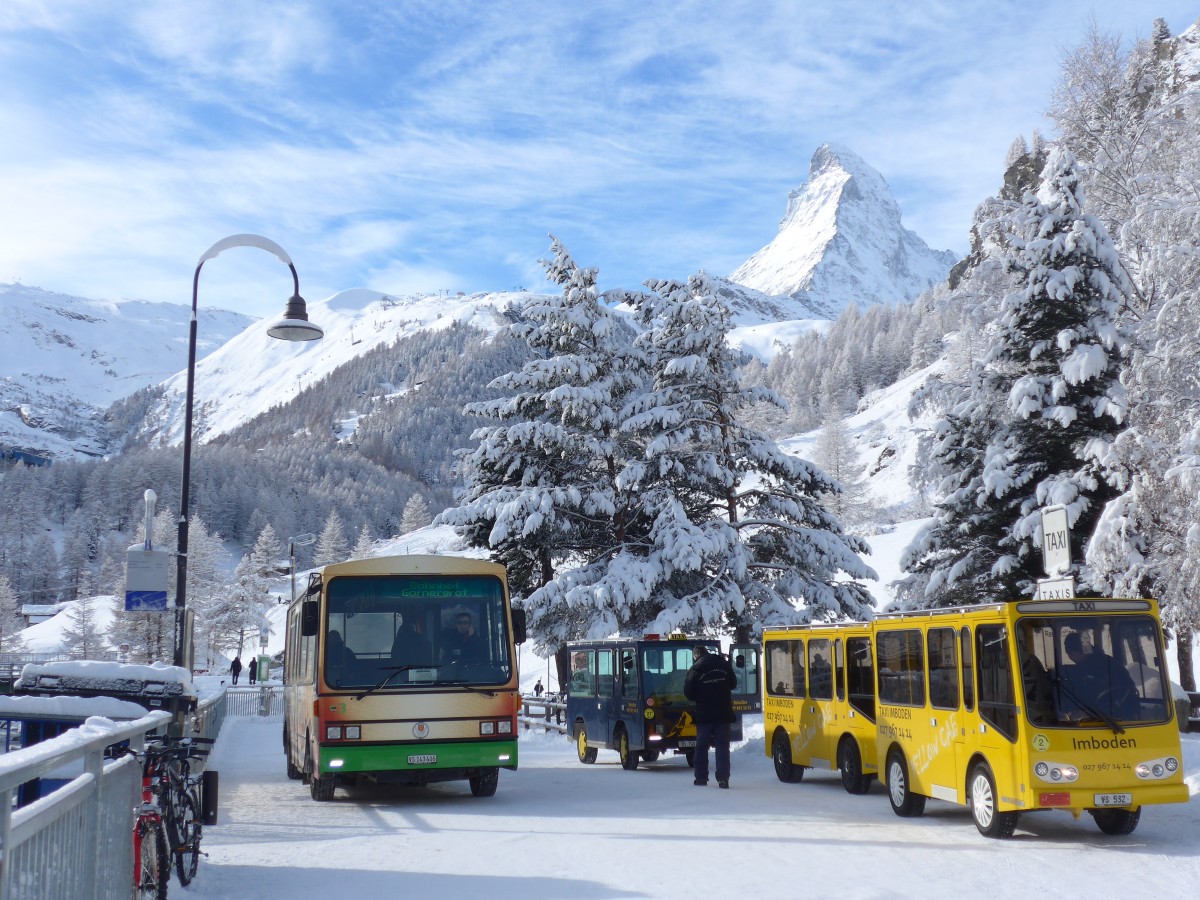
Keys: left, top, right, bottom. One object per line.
{"left": 151, "top": 737, "right": 211, "bottom": 886}
{"left": 116, "top": 743, "right": 170, "bottom": 900}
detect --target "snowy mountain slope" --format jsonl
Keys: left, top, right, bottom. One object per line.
{"left": 0, "top": 284, "right": 252, "bottom": 458}
{"left": 139, "top": 288, "right": 537, "bottom": 446}
{"left": 730, "top": 144, "right": 958, "bottom": 318}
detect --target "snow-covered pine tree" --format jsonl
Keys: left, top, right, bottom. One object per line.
{"left": 314, "top": 512, "right": 348, "bottom": 567}
{"left": 439, "top": 237, "right": 644, "bottom": 616}
{"left": 399, "top": 494, "right": 431, "bottom": 534}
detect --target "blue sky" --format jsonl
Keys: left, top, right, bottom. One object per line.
{"left": 1, "top": 1, "right": 1197, "bottom": 318}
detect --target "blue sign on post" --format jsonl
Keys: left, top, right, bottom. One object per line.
{"left": 125, "top": 548, "right": 171, "bottom": 611}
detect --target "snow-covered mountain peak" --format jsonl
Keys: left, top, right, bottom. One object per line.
{"left": 730, "top": 143, "right": 958, "bottom": 318}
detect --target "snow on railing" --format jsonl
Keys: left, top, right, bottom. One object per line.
{"left": 0, "top": 710, "right": 171, "bottom": 900}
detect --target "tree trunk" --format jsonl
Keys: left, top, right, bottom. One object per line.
{"left": 1177, "top": 625, "right": 1196, "bottom": 692}
{"left": 554, "top": 645, "right": 571, "bottom": 696}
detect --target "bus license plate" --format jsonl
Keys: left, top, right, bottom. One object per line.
{"left": 408, "top": 754, "right": 437, "bottom": 765}
{"left": 677, "top": 740, "right": 696, "bottom": 748}
{"left": 1093, "top": 793, "right": 1131, "bottom": 807}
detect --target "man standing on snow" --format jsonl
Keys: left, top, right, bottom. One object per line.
{"left": 230, "top": 655, "right": 242, "bottom": 685}
{"left": 684, "top": 644, "right": 736, "bottom": 789}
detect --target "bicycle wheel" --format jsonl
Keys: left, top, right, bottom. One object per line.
{"left": 172, "top": 789, "right": 203, "bottom": 885}
{"left": 135, "top": 818, "right": 169, "bottom": 900}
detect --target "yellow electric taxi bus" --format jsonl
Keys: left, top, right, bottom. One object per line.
{"left": 872, "top": 597, "right": 1187, "bottom": 837}
{"left": 763, "top": 623, "right": 878, "bottom": 793}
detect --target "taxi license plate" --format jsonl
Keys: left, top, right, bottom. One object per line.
{"left": 408, "top": 754, "right": 437, "bottom": 765}
{"left": 1093, "top": 793, "right": 1132, "bottom": 807}
{"left": 677, "top": 740, "right": 696, "bottom": 748}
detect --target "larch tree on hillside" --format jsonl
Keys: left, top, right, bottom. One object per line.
{"left": 314, "top": 512, "right": 348, "bottom": 567}
{"left": 400, "top": 494, "right": 432, "bottom": 534}
{"left": 61, "top": 595, "right": 106, "bottom": 659}
{"left": 352, "top": 524, "right": 375, "bottom": 560}
{"left": 0, "top": 573, "right": 26, "bottom": 654}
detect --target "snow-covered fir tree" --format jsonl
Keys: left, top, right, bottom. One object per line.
{"left": 525, "top": 273, "right": 875, "bottom": 644}
{"left": 439, "top": 237, "right": 645, "bottom": 613}
{"left": 901, "top": 149, "right": 1129, "bottom": 604}
{"left": 399, "top": 493, "right": 432, "bottom": 534}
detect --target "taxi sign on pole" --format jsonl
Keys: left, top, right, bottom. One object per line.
{"left": 1040, "top": 505, "right": 1071, "bottom": 576}
{"left": 1035, "top": 575, "right": 1076, "bottom": 600}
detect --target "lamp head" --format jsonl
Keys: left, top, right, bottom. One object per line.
{"left": 267, "top": 295, "right": 324, "bottom": 342}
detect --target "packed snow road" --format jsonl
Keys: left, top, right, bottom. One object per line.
{"left": 187, "top": 716, "right": 1200, "bottom": 899}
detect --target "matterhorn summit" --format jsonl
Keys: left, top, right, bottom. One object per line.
{"left": 730, "top": 143, "right": 958, "bottom": 318}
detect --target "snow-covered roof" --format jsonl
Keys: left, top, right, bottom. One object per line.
{"left": 15, "top": 660, "right": 197, "bottom": 700}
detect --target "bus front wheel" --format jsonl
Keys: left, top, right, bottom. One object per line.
{"left": 576, "top": 723, "right": 597, "bottom": 764}
{"left": 470, "top": 768, "right": 499, "bottom": 797}
{"left": 838, "top": 737, "right": 871, "bottom": 795}
{"left": 307, "top": 743, "right": 335, "bottom": 802}
{"left": 772, "top": 730, "right": 803, "bottom": 783}
{"left": 617, "top": 728, "right": 639, "bottom": 771}
{"left": 1090, "top": 806, "right": 1141, "bottom": 835}
{"left": 886, "top": 750, "right": 926, "bottom": 817}
{"left": 969, "top": 762, "right": 1017, "bottom": 838}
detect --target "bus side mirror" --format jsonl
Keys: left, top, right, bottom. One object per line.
{"left": 512, "top": 608, "right": 527, "bottom": 645}
{"left": 300, "top": 600, "right": 319, "bottom": 637}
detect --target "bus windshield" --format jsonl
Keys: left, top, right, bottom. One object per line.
{"left": 640, "top": 644, "right": 718, "bottom": 703}
{"left": 323, "top": 573, "right": 513, "bottom": 689}
{"left": 1016, "top": 615, "right": 1170, "bottom": 729}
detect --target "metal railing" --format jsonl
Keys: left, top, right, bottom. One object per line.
{"left": 0, "top": 710, "right": 172, "bottom": 900}
{"left": 518, "top": 696, "right": 568, "bottom": 734}
{"left": 223, "top": 686, "right": 282, "bottom": 718}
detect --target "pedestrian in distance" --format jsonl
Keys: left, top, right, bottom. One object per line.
{"left": 684, "top": 644, "right": 736, "bottom": 789}
{"left": 230, "top": 655, "right": 242, "bottom": 685}
{"left": 247, "top": 656, "right": 258, "bottom": 685}
{"left": 534, "top": 679, "right": 544, "bottom": 697}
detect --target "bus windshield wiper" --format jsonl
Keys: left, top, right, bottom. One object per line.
{"left": 1053, "top": 675, "right": 1124, "bottom": 734}
{"left": 439, "top": 679, "right": 497, "bottom": 698}
{"left": 355, "top": 664, "right": 441, "bottom": 700}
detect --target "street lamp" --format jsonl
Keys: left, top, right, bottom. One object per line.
{"left": 286, "top": 532, "right": 317, "bottom": 604}
{"left": 174, "top": 235, "right": 324, "bottom": 669}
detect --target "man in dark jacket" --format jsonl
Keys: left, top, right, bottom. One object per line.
{"left": 683, "top": 644, "right": 736, "bottom": 788}
{"left": 230, "top": 655, "right": 242, "bottom": 685}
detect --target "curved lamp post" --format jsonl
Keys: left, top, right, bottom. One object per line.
{"left": 174, "top": 234, "right": 324, "bottom": 669}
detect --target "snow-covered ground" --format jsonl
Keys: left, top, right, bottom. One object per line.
{"left": 184, "top": 713, "right": 1200, "bottom": 900}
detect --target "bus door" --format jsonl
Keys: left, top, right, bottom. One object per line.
{"left": 973, "top": 621, "right": 1020, "bottom": 793}
{"left": 594, "top": 648, "right": 617, "bottom": 746}
{"left": 805, "top": 636, "right": 836, "bottom": 768}
{"left": 617, "top": 646, "right": 643, "bottom": 749}
{"left": 730, "top": 642, "right": 761, "bottom": 742}
{"left": 923, "top": 625, "right": 965, "bottom": 804}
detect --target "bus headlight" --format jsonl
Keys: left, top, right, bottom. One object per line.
{"left": 498, "top": 720, "right": 512, "bottom": 734}
{"left": 1035, "top": 761, "right": 1077, "bottom": 783}
{"left": 345, "top": 725, "right": 361, "bottom": 740}
{"left": 480, "top": 721, "right": 495, "bottom": 735}
{"left": 326, "top": 725, "right": 342, "bottom": 740}
{"left": 1136, "top": 756, "right": 1180, "bottom": 779}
